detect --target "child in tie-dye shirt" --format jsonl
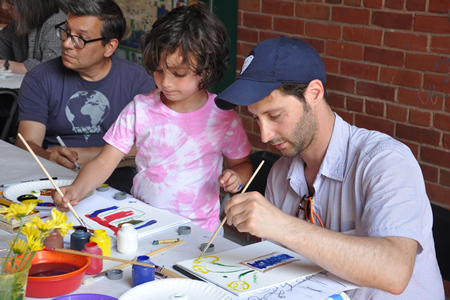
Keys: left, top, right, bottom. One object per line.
{"left": 53, "top": 3, "right": 252, "bottom": 232}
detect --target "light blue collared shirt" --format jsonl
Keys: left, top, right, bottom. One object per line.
{"left": 266, "top": 113, "right": 444, "bottom": 299}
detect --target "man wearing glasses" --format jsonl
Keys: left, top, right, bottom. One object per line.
{"left": 16, "top": 0, "right": 155, "bottom": 193}
{"left": 215, "top": 36, "right": 444, "bottom": 299}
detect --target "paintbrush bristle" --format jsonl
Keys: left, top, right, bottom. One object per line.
{"left": 82, "top": 276, "right": 95, "bottom": 285}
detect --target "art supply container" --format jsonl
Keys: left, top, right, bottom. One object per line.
{"left": 132, "top": 255, "right": 155, "bottom": 287}
{"left": 43, "top": 229, "right": 64, "bottom": 248}
{"left": 90, "top": 229, "right": 111, "bottom": 257}
{"left": 117, "top": 223, "right": 138, "bottom": 254}
{"left": 81, "top": 242, "right": 103, "bottom": 275}
{"left": 70, "top": 226, "right": 92, "bottom": 251}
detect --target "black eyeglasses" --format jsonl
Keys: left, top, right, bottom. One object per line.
{"left": 295, "top": 195, "right": 324, "bottom": 227}
{"left": 55, "top": 22, "right": 106, "bottom": 49}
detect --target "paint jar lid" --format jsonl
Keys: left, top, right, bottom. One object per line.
{"left": 106, "top": 269, "right": 123, "bottom": 280}
{"left": 114, "top": 192, "right": 127, "bottom": 200}
{"left": 96, "top": 184, "right": 109, "bottom": 192}
{"left": 200, "top": 243, "right": 214, "bottom": 253}
{"left": 178, "top": 226, "right": 191, "bottom": 235}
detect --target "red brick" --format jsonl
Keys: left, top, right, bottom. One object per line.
{"left": 372, "top": 12, "right": 413, "bottom": 30}
{"left": 429, "top": 0, "right": 450, "bottom": 13}
{"left": 260, "top": 31, "right": 283, "bottom": 41}
{"left": 322, "top": 57, "right": 340, "bottom": 74}
{"left": 344, "top": 0, "right": 362, "bottom": 6}
{"left": 355, "top": 114, "right": 395, "bottom": 136}
{"left": 332, "top": 7, "right": 370, "bottom": 25}
{"left": 301, "top": 38, "right": 325, "bottom": 54}
{"left": 347, "top": 96, "right": 364, "bottom": 112}
{"left": 424, "top": 74, "right": 450, "bottom": 94}
{"left": 380, "top": 67, "right": 422, "bottom": 88}
{"left": 414, "top": 15, "right": 450, "bottom": 34}
{"left": 241, "top": 115, "right": 254, "bottom": 132}
{"left": 327, "top": 74, "right": 356, "bottom": 93}
{"left": 420, "top": 164, "right": 439, "bottom": 183}
{"left": 274, "top": 18, "right": 305, "bottom": 35}
{"left": 357, "top": 82, "right": 396, "bottom": 101}
{"left": 401, "top": 140, "right": 419, "bottom": 158}
{"left": 405, "top": 53, "right": 450, "bottom": 73}
{"left": 447, "top": 96, "right": 450, "bottom": 113}
{"left": 387, "top": 104, "right": 408, "bottom": 122}
{"left": 384, "top": 32, "right": 428, "bottom": 52}
{"left": 243, "top": 13, "right": 273, "bottom": 30}
{"left": 248, "top": 132, "right": 267, "bottom": 149}
{"left": 334, "top": 109, "right": 354, "bottom": 124}
{"left": 398, "top": 88, "right": 445, "bottom": 110}
{"left": 431, "top": 36, "right": 450, "bottom": 54}
{"left": 327, "top": 41, "right": 363, "bottom": 60}
{"left": 306, "top": 23, "right": 341, "bottom": 40}
{"left": 239, "top": 0, "right": 261, "bottom": 12}
{"left": 445, "top": 134, "right": 450, "bottom": 149}
{"left": 364, "top": 0, "right": 382, "bottom": 8}
{"left": 366, "top": 100, "right": 384, "bottom": 116}
{"left": 422, "top": 147, "right": 450, "bottom": 168}
{"left": 328, "top": 92, "right": 345, "bottom": 108}
{"left": 239, "top": 42, "right": 256, "bottom": 57}
{"left": 364, "top": 47, "right": 404, "bottom": 66}
{"left": 341, "top": 61, "right": 378, "bottom": 81}
{"left": 238, "top": 11, "right": 243, "bottom": 26}
{"left": 262, "top": 0, "right": 294, "bottom": 16}
{"left": 409, "top": 109, "right": 431, "bottom": 126}
{"left": 238, "top": 28, "right": 259, "bottom": 44}
{"left": 327, "top": 0, "right": 342, "bottom": 3}
{"left": 406, "top": 0, "right": 426, "bottom": 11}
{"left": 442, "top": 169, "right": 450, "bottom": 187}
{"left": 426, "top": 183, "right": 450, "bottom": 205}
{"left": 435, "top": 113, "right": 450, "bottom": 131}
{"left": 296, "top": 3, "right": 331, "bottom": 20}
{"left": 386, "top": 0, "right": 404, "bottom": 9}
{"left": 343, "top": 26, "right": 382, "bottom": 45}
{"left": 396, "top": 124, "right": 441, "bottom": 146}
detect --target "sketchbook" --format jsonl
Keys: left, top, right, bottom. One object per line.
{"left": 174, "top": 240, "right": 323, "bottom": 296}
{"left": 65, "top": 190, "right": 190, "bottom": 241}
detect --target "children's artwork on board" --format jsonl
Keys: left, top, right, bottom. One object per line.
{"left": 65, "top": 190, "right": 190, "bottom": 240}
{"left": 174, "top": 241, "right": 323, "bottom": 296}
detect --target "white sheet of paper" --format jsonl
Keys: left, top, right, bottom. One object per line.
{"left": 175, "top": 241, "right": 324, "bottom": 296}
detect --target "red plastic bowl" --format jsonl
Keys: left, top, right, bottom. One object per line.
{"left": 26, "top": 249, "right": 91, "bottom": 298}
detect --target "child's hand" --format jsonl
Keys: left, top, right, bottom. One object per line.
{"left": 52, "top": 185, "right": 82, "bottom": 212}
{"left": 219, "top": 169, "right": 243, "bottom": 194}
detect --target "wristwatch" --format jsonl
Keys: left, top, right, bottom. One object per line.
{"left": 4, "top": 60, "right": 9, "bottom": 70}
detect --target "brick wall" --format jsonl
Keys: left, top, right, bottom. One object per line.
{"left": 235, "top": 0, "right": 450, "bottom": 295}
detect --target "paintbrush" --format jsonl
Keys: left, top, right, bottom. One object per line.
{"left": 17, "top": 133, "right": 87, "bottom": 228}
{"left": 46, "top": 247, "right": 156, "bottom": 268}
{"left": 198, "top": 160, "right": 265, "bottom": 259}
{"left": 83, "top": 240, "right": 185, "bottom": 285}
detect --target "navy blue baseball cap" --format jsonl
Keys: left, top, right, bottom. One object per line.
{"left": 215, "top": 36, "right": 326, "bottom": 110}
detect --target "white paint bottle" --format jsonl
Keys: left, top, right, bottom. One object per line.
{"left": 117, "top": 223, "right": 138, "bottom": 254}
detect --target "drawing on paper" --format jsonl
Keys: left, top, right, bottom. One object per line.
{"left": 240, "top": 252, "right": 299, "bottom": 273}
{"left": 85, "top": 205, "right": 157, "bottom": 235}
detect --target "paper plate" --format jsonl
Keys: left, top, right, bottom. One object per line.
{"left": 119, "top": 278, "right": 233, "bottom": 300}
{"left": 3, "top": 180, "right": 74, "bottom": 209}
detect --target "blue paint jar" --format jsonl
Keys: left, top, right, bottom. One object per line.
{"left": 132, "top": 255, "right": 155, "bottom": 287}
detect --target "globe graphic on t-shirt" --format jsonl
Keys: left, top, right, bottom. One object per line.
{"left": 65, "top": 90, "right": 110, "bottom": 141}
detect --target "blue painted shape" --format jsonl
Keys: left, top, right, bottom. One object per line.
{"left": 88, "top": 206, "right": 119, "bottom": 217}
{"left": 135, "top": 220, "right": 157, "bottom": 230}
{"left": 329, "top": 294, "right": 344, "bottom": 300}
{"left": 247, "top": 253, "right": 295, "bottom": 270}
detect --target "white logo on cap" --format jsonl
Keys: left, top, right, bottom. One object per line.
{"left": 240, "top": 55, "right": 254, "bottom": 74}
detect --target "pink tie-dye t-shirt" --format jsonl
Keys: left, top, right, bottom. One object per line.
{"left": 104, "top": 89, "right": 251, "bottom": 232}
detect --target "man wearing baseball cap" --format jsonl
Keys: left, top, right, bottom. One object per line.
{"left": 216, "top": 36, "right": 444, "bottom": 299}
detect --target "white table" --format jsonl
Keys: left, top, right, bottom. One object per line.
{"left": 0, "top": 140, "right": 242, "bottom": 299}
{"left": 0, "top": 72, "right": 24, "bottom": 89}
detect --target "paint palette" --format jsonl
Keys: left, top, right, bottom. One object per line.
{"left": 175, "top": 241, "right": 323, "bottom": 296}
{"left": 3, "top": 180, "right": 74, "bottom": 209}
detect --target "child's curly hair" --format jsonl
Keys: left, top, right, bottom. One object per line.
{"left": 139, "top": 3, "right": 229, "bottom": 90}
